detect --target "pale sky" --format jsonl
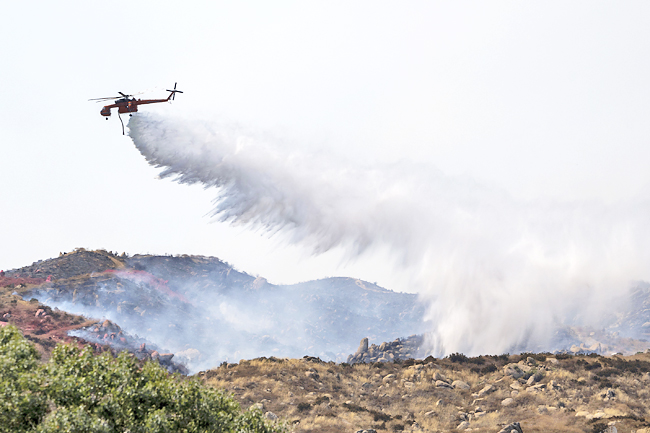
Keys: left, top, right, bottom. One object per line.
{"left": 2, "top": 1, "right": 650, "bottom": 292}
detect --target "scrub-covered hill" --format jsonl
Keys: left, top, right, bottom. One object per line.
{"left": 7, "top": 249, "right": 427, "bottom": 372}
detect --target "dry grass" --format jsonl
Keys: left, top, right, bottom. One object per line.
{"left": 201, "top": 353, "right": 650, "bottom": 433}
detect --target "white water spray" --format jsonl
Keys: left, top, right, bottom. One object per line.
{"left": 128, "top": 113, "right": 650, "bottom": 357}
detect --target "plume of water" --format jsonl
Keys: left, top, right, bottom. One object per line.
{"left": 128, "top": 113, "right": 650, "bottom": 357}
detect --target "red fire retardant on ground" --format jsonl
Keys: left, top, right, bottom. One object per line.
{"left": 103, "top": 270, "right": 191, "bottom": 304}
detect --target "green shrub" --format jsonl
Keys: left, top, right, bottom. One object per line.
{"left": 447, "top": 353, "right": 468, "bottom": 363}
{"left": 0, "top": 325, "right": 47, "bottom": 432}
{"left": 0, "top": 325, "right": 285, "bottom": 433}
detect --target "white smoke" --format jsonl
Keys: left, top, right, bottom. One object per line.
{"left": 128, "top": 113, "right": 650, "bottom": 357}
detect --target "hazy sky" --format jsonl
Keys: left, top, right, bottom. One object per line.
{"left": 2, "top": 2, "right": 650, "bottom": 291}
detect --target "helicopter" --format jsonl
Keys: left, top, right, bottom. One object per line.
{"left": 89, "top": 83, "right": 183, "bottom": 134}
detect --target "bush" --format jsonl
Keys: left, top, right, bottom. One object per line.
{"left": 447, "top": 353, "right": 468, "bottom": 363}
{"left": 480, "top": 364, "right": 498, "bottom": 374}
{"left": 297, "top": 402, "right": 312, "bottom": 412}
{"left": 0, "top": 325, "right": 285, "bottom": 433}
{"left": 0, "top": 325, "right": 47, "bottom": 432}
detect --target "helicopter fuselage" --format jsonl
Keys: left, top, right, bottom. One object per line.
{"left": 100, "top": 96, "right": 171, "bottom": 118}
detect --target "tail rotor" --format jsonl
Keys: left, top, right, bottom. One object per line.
{"left": 166, "top": 82, "right": 183, "bottom": 101}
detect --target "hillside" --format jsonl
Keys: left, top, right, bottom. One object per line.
{"left": 202, "top": 351, "right": 650, "bottom": 433}
{"left": 5, "top": 249, "right": 426, "bottom": 372}
{"left": 4, "top": 248, "right": 650, "bottom": 374}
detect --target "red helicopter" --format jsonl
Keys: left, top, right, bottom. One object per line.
{"left": 89, "top": 83, "right": 183, "bottom": 134}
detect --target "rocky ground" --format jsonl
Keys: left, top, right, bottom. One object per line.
{"left": 202, "top": 350, "right": 650, "bottom": 433}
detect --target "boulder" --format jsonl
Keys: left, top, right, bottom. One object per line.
{"left": 433, "top": 372, "right": 447, "bottom": 382}
{"left": 504, "top": 364, "right": 524, "bottom": 379}
{"left": 452, "top": 380, "right": 470, "bottom": 390}
{"left": 498, "top": 422, "right": 523, "bottom": 433}
{"left": 356, "top": 338, "right": 369, "bottom": 355}
{"left": 158, "top": 353, "right": 174, "bottom": 363}
{"left": 475, "top": 384, "right": 495, "bottom": 397}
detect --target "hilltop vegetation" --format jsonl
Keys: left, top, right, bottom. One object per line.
{"left": 0, "top": 324, "right": 284, "bottom": 433}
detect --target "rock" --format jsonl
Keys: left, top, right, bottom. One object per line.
{"left": 250, "top": 403, "right": 264, "bottom": 411}
{"left": 382, "top": 374, "right": 396, "bottom": 383}
{"left": 355, "top": 430, "right": 377, "bottom": 433}
{"left": 475, "top": 384, "right": 495, "bottom": 397}
{"left": 436, "top": 380, "right": 453, "bottom": 389}
{"left": 498, "top": 422, "right": 523, "bottom": 433}
{"left": 548, "top": 380, "right": 561, "bottom": 390}
{"left": 501, "top": 398, "right": 515, "bottom": 406}
{"left": 356, "top": 338, "right": 369, "bottom": 355}
{"left": 433, "top": 372, "right": 447, "bottom": 382}
{"left": 504, "top": 364, "right": 524, "bottom": 379}
{"left": 264, "top": 411, "right": 278, "bottom": 421}
{"left": 424, "top": 410, "right": 436, "bottom": 417}
{"left": 456, "top": 421, "right": 470, "bottom": 430}
{"left": 546, "top": 358, "right": 558, "bottom": 365}
{"left": 510, "top": 382, "right": 521, "bottom": 390}
{"left": 158, "top": 353, "right": 174, "bottom": 363}
{"left": 452, "top": 380, "right": 470, "bottom": 390}
{"left": 305, "top": 371, "right": 319, "bottom": 380}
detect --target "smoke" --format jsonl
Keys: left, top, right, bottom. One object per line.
{"left": 128, "top": 113, "right": 650, "bottom": 358}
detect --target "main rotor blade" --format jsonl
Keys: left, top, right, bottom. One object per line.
{"left": 88, "top": 96, "right": 120, "bottom": 101}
